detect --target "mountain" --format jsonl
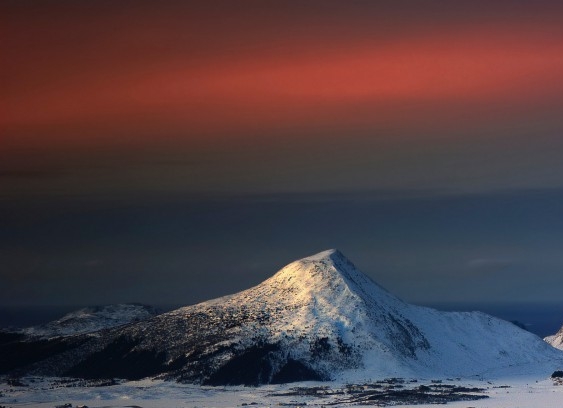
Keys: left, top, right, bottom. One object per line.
{"left": 18, "top": 304, "right": 159, "bottom": 339}
{"left": 2, "top": 250, "right": 562, "bottom": 384}
{"left": 545, "top": 326, "right": 563, "bottom": 350}
{"left": 0, "top": 303, "right": 159, "bottom": 377}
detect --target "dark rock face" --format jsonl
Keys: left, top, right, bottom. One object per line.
{"left": 57, "top": 337, "right": 325, "bottom": 386}
{"left": 0, "top": 331, "right": 85, "bottom": 375}
{"left": 204, "top": 343, "right": 281, "bottom": 386}
{"left": 271, "top": 359, "right": 325, "bottom": 384}
{"left": 202, "top": 343, "right": 325, "bottom": 386}
{"left": 65, "top": 335, "right": 170, "bottom": 380}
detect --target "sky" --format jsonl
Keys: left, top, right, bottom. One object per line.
{"left": 2, "top": 1, "right": 563, "bottom": 328}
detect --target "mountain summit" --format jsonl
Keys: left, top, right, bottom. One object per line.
{"left": 3, "top": 250, "right": 563, "bottom": 384}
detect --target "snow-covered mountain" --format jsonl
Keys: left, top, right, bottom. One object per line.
{"left": 3, "top": 250, "right": 563, "bottom": 384}
{"left": 545, "top": 326, "right": 563, "bottom": 350}
{"left": 18, "top": 303, "right": 158, "bottom": 339}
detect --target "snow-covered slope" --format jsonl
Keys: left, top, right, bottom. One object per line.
{"left": 19, "top": 304, "right": 158, "bottom": 338}
{"left": 545, "top": 325, "right": 563, "bottom": 350}
{"left": 6, "top": 250, "right": 563, "bottom": 384}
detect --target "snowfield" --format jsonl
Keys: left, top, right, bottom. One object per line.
{"left": 2, "top": 374, "right": 563, "bottom": 408}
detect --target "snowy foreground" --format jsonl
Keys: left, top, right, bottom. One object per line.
{"left": 2, "top": 373, "right": 563, "bottom": 408}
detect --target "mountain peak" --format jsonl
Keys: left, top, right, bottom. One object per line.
{"left": 257, "top": 249, "right": 400, "bottom": 320}
{"left": 299, "top": 248, "right": 347, "bottom": 263}
{"left": 266, "top": 249, "right": 363, "bottom": 293}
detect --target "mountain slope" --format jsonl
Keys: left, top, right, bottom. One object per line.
{"left": 0, "top": 304, "right": 159, "bottom": 376}
{"left": 19, "top": 304, "right": 159, "bottom": 339}
{"left": 6, "top": 250, "right": 563, "bottom": 384}
{"left": 545, "top": 326, "right": 563, "bottom": 350}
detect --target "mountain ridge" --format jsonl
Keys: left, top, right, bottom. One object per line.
{"left": 17, "top": 303, "right": 159, "bottom": 339}
{"left": 2, "top": 249, "right": 563, "bottom": 384}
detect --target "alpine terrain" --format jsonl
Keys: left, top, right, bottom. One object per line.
{"left": 18, "top": 304, "right": 159, "bottom": 339}
{"left": 545, "top": 325, "right": 563, "bottom": 350}
{"left": 2, "top": 250, "right": 562, "bottom": 385}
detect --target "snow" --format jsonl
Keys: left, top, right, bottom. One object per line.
{"left": 3, "top": 375, "right": 563, "bottom": 408}
{"left": 545, "top": 325, "right": 563, "bottom": 350}
{"left": 4, "top": 249, "right": 563, "bottom": 387}
{"left": 202, "top": 248, "right": 563, "bottom": 381}
{"left": 107, "top": 248, "right": 563, "bottom": 383}
{"left": 4, "top": 250, "right": 563, "bottom": 405}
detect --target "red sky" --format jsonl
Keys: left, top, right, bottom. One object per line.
{"left": 3, "top": 1, "right": 563, "bottom": 149}
{"left": 2, "top": 1, "right": 563, "bottom": 196}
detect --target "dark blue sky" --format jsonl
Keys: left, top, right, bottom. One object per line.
{"left": 2, "top": 189, "right": 563, "bottom": 310}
